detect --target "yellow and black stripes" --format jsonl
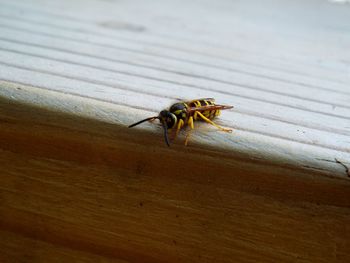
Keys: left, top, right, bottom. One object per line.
{"left": 190, "top": 99, "right": 221, "bottom": 121}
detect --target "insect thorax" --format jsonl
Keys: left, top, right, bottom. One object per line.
{"left": 169, "top": 103, "right": 188, "bottom": 121}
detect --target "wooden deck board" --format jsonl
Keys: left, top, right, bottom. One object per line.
{"left": 0, "top": 0, "right": 350, "bottom": 262}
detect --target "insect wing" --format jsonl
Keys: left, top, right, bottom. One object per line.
{"left": 185, "top": 98, "right": 215, "bottom": 105}
{"left": 188, "top": 104, "right": 233, "bottom": 114}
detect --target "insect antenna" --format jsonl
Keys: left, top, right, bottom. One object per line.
{"left": 160, "top": 120, "right": 170, "bottom": 147}
{"left": 129, "top": 116, "right": 170, "bottom": 146}
{"left": 128, "top": 117, "right": 158, "bottom": 128}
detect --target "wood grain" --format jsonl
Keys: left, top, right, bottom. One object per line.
{"left": 1, "top": 86, "right": 350, "bottom": 262}
{"left": 0, "top": 0, "right": 350, "bottom": 262}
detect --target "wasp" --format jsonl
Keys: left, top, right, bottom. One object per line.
{"left": 128, "top": 98, "right": 233, "bottom": 146}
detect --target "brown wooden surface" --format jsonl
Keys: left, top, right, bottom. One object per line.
{"left": 1, "top": 0, "right": 350, "bottom": 262}
{"left": 1, "top": 94, "right": 350, "bottom": 262}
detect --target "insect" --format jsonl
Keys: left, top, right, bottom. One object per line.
{"left": 128, "top": 98, "right": 233, "bottom": 146}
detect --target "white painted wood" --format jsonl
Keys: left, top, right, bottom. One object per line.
{"left": 0, "top": 0, "right": 349, "bottom": 179}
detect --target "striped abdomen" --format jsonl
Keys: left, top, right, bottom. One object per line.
{"left": 188, "top": 99, "right": 221, "bottom": 120}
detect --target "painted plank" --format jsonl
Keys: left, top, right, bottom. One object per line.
{"left": 0, "top": 0, "right": 350, "bottom": 262}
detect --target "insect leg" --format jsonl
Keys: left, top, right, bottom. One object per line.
{"left": 185, "top": 116, "right": 195, "bottom": 146}
{"left": 172, "top": 119, "right": 184, "bottom": 141}
{"left": 193, "top": 111, "right": 198, "bottom": 121}
{"left": 177, "top": 119, "right": 185, "bottom": 135}
{"left": 195, "top": 111, "right": 232, "bottom": 132}
{"left": 188, "top": 116, "right": 194, "bottom": 129}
